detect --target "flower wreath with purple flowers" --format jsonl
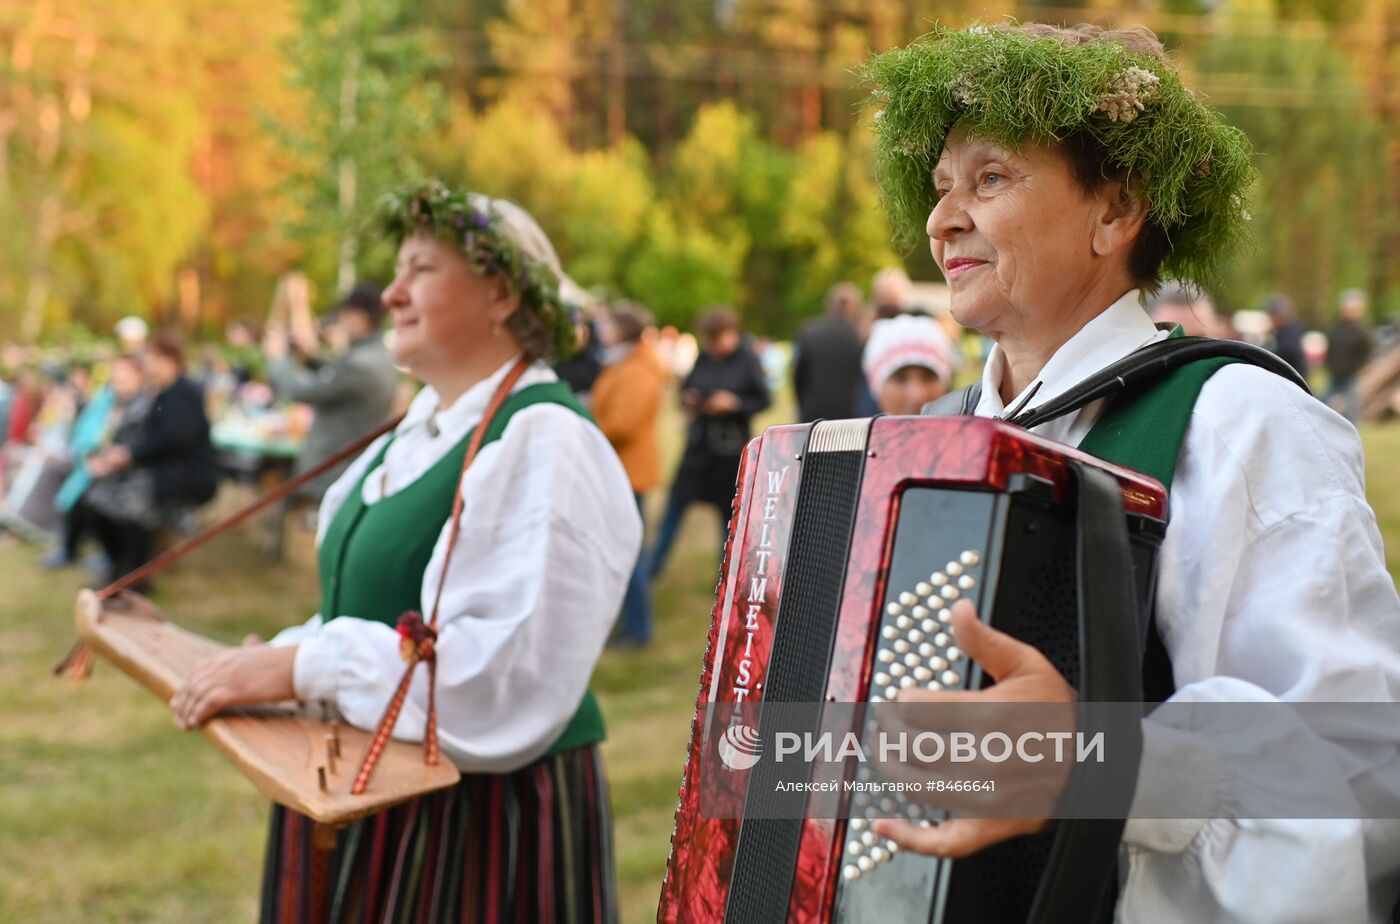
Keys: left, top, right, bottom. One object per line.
{"left": 375, "top": 179, "right": 580, "bottom": 358}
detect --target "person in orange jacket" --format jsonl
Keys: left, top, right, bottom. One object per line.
{"left": 592, "top": 301, "right": 669, "bottom": 648}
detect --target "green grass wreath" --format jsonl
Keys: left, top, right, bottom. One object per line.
{"left": 861, "top": 24, "right": 1256, "bottom": 290}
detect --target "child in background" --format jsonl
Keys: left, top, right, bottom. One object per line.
{"left": 862, "top": 313, "right": 961, "bottom": 416}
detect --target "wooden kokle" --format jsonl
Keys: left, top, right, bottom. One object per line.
{"left": 74, "top": 589, "right": 460, "bottom": 826}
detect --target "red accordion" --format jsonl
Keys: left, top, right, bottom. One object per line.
{"left": 658, "top": 416, "right": 1167, "bottom": 923}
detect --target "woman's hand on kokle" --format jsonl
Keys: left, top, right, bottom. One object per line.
{"left": 170, "top": 644, "right": 297, "bottom": 730}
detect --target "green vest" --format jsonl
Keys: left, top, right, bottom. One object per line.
{"left": 318, "top": 380, "right": 607, "bottom": 757}
{"left": 1078, "top": 329, "right": 1235, "bottom": 490}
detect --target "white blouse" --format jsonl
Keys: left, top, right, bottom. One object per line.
{"left": 975, "top": 291, "right": 1400, "bottom": 923}
{"left": 270, "top": 357, "right": 641, "bottom": 773}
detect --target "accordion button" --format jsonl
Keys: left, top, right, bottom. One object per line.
{"left": 881, "top": 626, "right": 898, "bottom": 640}
{"left": 886, "top": 602, "right": 903, "bottom": 616}
{"left": 870, "top": 846, "right": 889, "bottom": 863}
{"left": 961, "top": 550, "right": 981, "bottom": 566}
{"left": 858, "top": 856, "right": 874, "bottom": 872}
{"left": 870, "top": 694, "right": 884, "bottom": 703}
{"left": 878, "top": 650, "right": 895, "bottom": 664}
{"left": 930, "top": 572, "right": 948, "bottom": 586}
{"left": 915, "top": 582, "right": 933, "bottom": 597}
{"left": 938, "top": 609, "right": 953, "bottom": 624}
{"left": 861, "top": 830, "right": 876, "bottom": 846}
{"left": 921, "top": 618, "right": 937, "bottom": 633}
{"left": 947, "top": 646, "right": 962, "bottom": 661}
{"left": 935, "top": 632, "right": 950, "bottom": 646}
{"left": 890, "top": 663, "right": 906, "bottom": 677}
{"left": 940, "top": 586, "right": 960, "bottom": 600}
{"left": 885, "top": 685, "right": 899, "bottom": 698}
{"left": 896, "top": 615, "right": 912, "bottom": 630}
{"left": 926, "top": 680, "right": 942, "bottom": 691}
{"left": 959, "top": 575, "right": 976, "bottom": 590}
{"left": 913, "top": 667, "right": 933, "bottom": 682}
{"left": 886, "top": 840, "right": 900, "bottom": 853}
{"left": 848, "top": 839, "right": 864, "bottom": 856}
{"left": 899, "top": 592, "right": 918, "bottom": 606}
{"left": 844, "top": 864, "right": 861, "bottom": 881}
{"left": 941, "top": 670, "right": 961, "bottom": 686}
{"left": 912, "top": 605, "right": 929, "bottom": 620}
{"left": 850, "top": 818, "right": 867, "bottom": 830}
{"left": 946, "top": 561, "right": 964, "bottom": 576}
{"left": 918, "top": 643, "right": 936, "bottom": 658}
{"left": 903, "top": 653, "right": 920, "bottom": 668}
{"left": 907, "top": 629, "right": 924, "bottom": 643}
{"left": 900, "top": 676, "right": 915, "bottom": 689}
{"left": 875, "top": 671, "right": 891, "bottom": 686}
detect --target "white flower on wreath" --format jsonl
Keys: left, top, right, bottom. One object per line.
{"left": 1097, "top": 65, "right": 1161, "bottom": 123}
{"left": 948, "top": 73, "right": 979, "bottom": 106}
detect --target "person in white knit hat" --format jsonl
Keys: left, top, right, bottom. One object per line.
{"left": 862, "top": 312, "right": 961, "bottom": 416}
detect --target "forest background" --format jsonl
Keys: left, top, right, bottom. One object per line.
{"left": 2, "top": 0, "right": 1398, "bottom": 344}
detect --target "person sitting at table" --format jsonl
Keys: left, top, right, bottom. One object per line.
{"left": 265, "top": 283, "right": 400, "bottom": 502}
{"left": 84, "top": 335, "right": 218, "bottom": 588}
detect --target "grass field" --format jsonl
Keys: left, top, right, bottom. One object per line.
{"left": 1, "top": 412, "right": 1396, "bottom": 922}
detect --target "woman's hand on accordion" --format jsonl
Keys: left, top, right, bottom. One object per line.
{"left": 872, "top": 600, "right": 1075, "bottom": 859}
{"left": 171, "top": 643, "right": 297, "bottom": 730}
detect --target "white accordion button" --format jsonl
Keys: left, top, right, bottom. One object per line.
{"left": 907, "top": 629, "right": 924, "bottom": 644}
{"left": 903, "top": 652, "right": 920, "bottom": 668}
{"left": 899, "top": 592, "right": 918, "bottom": 607}
{"left": 847, "top": 839, "right": 864, "bottom": 855}
{"left": 858, "top": 856, "right": 874, "bottom": 872}
{"left": 893, "top": 639, "right": 910, "bottom": 654}
{"left": 896, "top": 615, "right": 913, "bottom": 630}
{"left": 843, "top": 865, "right": 861, "bottom": 881}
{"left": 918, "top": 642, "right": 935, "bottom": 658}
{"left": 946, "top": 647, "right": 962, "bottom": 661}
{"left": 915, "top": 582, "right": 932, "bottom": 597}
{"left": 886, "top": 602, "right": 902, "bottom": 617}
{"left": 926, "top": 680, "right": 942, "bottom": 691}
{"left": 941, "top": 670, "right": 961, "bottom": 686}
{"left": 878, "top": 649, "right": 895, "bottom": 663}
{"left": 884, "top": 685, "right": 898, "bottom": 698}
{"left": 934, "top": 632, "right": 950, "bottom": 646}
{"left": 912, "top": 606, "right": 929, "bottom": 620}
{"left": 874, "top": 671, "right": 890, "bottom": 687}
{"left": 938, "top": 608, "right": 953, "bottom": 624}
{"left": 946, "top": 561, "right": 964, "bottom": 576}
{"left": 940, "top": 586, "right": 960, "bottom": 600}
{"left": 889, "top": 662, "right": 906, "bottom": 677}
{"left": 921, "top": 618, "right": 937, "bottom": 633}
{"left": 881, "top": 625, "right": 898, "bottom": 640}
{"left": 930, "top": 572, "right": 948, "bottom": 586}
{"left": 886, "top": 840, "right": 900, "bottom": 853}
{"left": 958, "top": 575, "right": 976, "bottom": 590}
{"left": 900, "top": 675, "right": 915, "bottom": 689}
{"left": 961, "top": 550, "right": 981, "bottom": 566}
{"left": 850, "top": 818, "right": 867, "bottom": 831}
{"left": 913, "top": 666, "right": 933, "bottom": 682}
{"left": 870, "top": 846, "right": 889, "bottom": 863}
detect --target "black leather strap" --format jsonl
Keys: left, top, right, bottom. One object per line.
{"left": 1026, "top": 464, "right": 1144, "bottom": 924}
{"left": 1007, "top": 337, "right": 1309, "bottom": 431}
{"left": 922, "top": 338, "right": 1307, "bottom": 429}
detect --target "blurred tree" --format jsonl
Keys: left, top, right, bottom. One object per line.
{"left": 271, "top": 0, "right": 447, "bottom": 299}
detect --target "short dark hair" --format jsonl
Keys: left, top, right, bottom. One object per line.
{"left": 335, "top": 283, "right": 385, "bottom": 326}
{"left": 609, "top": 301, "right": 653, "bottom": 344}
{"left": 697, "top": 306, "right": 741, "bottom": 340}
{"left": 1059, "top": 131, "right": 1172, "bottom": 294}
{"left": 147, "top": 333, "right": 186, "bottom": 370}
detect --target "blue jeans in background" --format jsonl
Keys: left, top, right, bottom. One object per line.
{"left": 618, "top": 493, "right": 654, "bottom": 645}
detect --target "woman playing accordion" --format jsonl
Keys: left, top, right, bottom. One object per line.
{"left": 171, "top": 183, "right": 640, "bottom": 922}
{"left": 663, "top": 22, "right": 1400, "bottom": 924}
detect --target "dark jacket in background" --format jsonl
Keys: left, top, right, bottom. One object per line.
{"left": 268, "top": 334, "right": 400, "bottom": 498}
{"left": 673, "top": 340, "right": 771, "bottom": 508}
{"left": 553, "top": 320, "right": 604, "bottom": 397}
{"left": 1271, "top": 321, "right": 1309, "bottom": 381}
{"left": 1325, "top": 320, "right": 1373, "bottom": 383}
{"left": 793, "top": 315, "right": 864, "bottom": 422}
{"left": 128, "top": 376, "right": 219, "bottom": 505}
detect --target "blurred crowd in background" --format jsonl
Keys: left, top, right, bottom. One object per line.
{"left": 0, "top": 269, "right": 1394, "bottom": 646}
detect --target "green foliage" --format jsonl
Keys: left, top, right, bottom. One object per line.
{"left": 1194, "top": 19, "right": 1384, "bottom": 317}
{"left": 271, "top": 0, "right": 448, "bottom": 294}
{"left": 624, "top": 205, "right": 748, "bottom": 329}
{"left": 561, "top": 140, "right": 656, "bottom": 287}
{"left": 861, "top": 24, "right": 1257, "bottom": 291}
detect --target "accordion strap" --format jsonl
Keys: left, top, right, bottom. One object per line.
{"left": 1027, "top": 463, "right": 1145, "bottom": 923}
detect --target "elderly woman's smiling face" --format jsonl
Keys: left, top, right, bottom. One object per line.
{"left": 927, "top": 125, "right": 1144, "bottom": 344}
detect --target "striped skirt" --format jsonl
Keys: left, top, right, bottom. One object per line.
{"left": 259, "top": 745, "right": 617, "bottom": 924}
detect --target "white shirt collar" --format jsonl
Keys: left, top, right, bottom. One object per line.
{"left": 975, "top": 289, "right": 1159, "bottom": 419}
{"left": 398, "top": 354, "right": 556, "bottom": 438}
